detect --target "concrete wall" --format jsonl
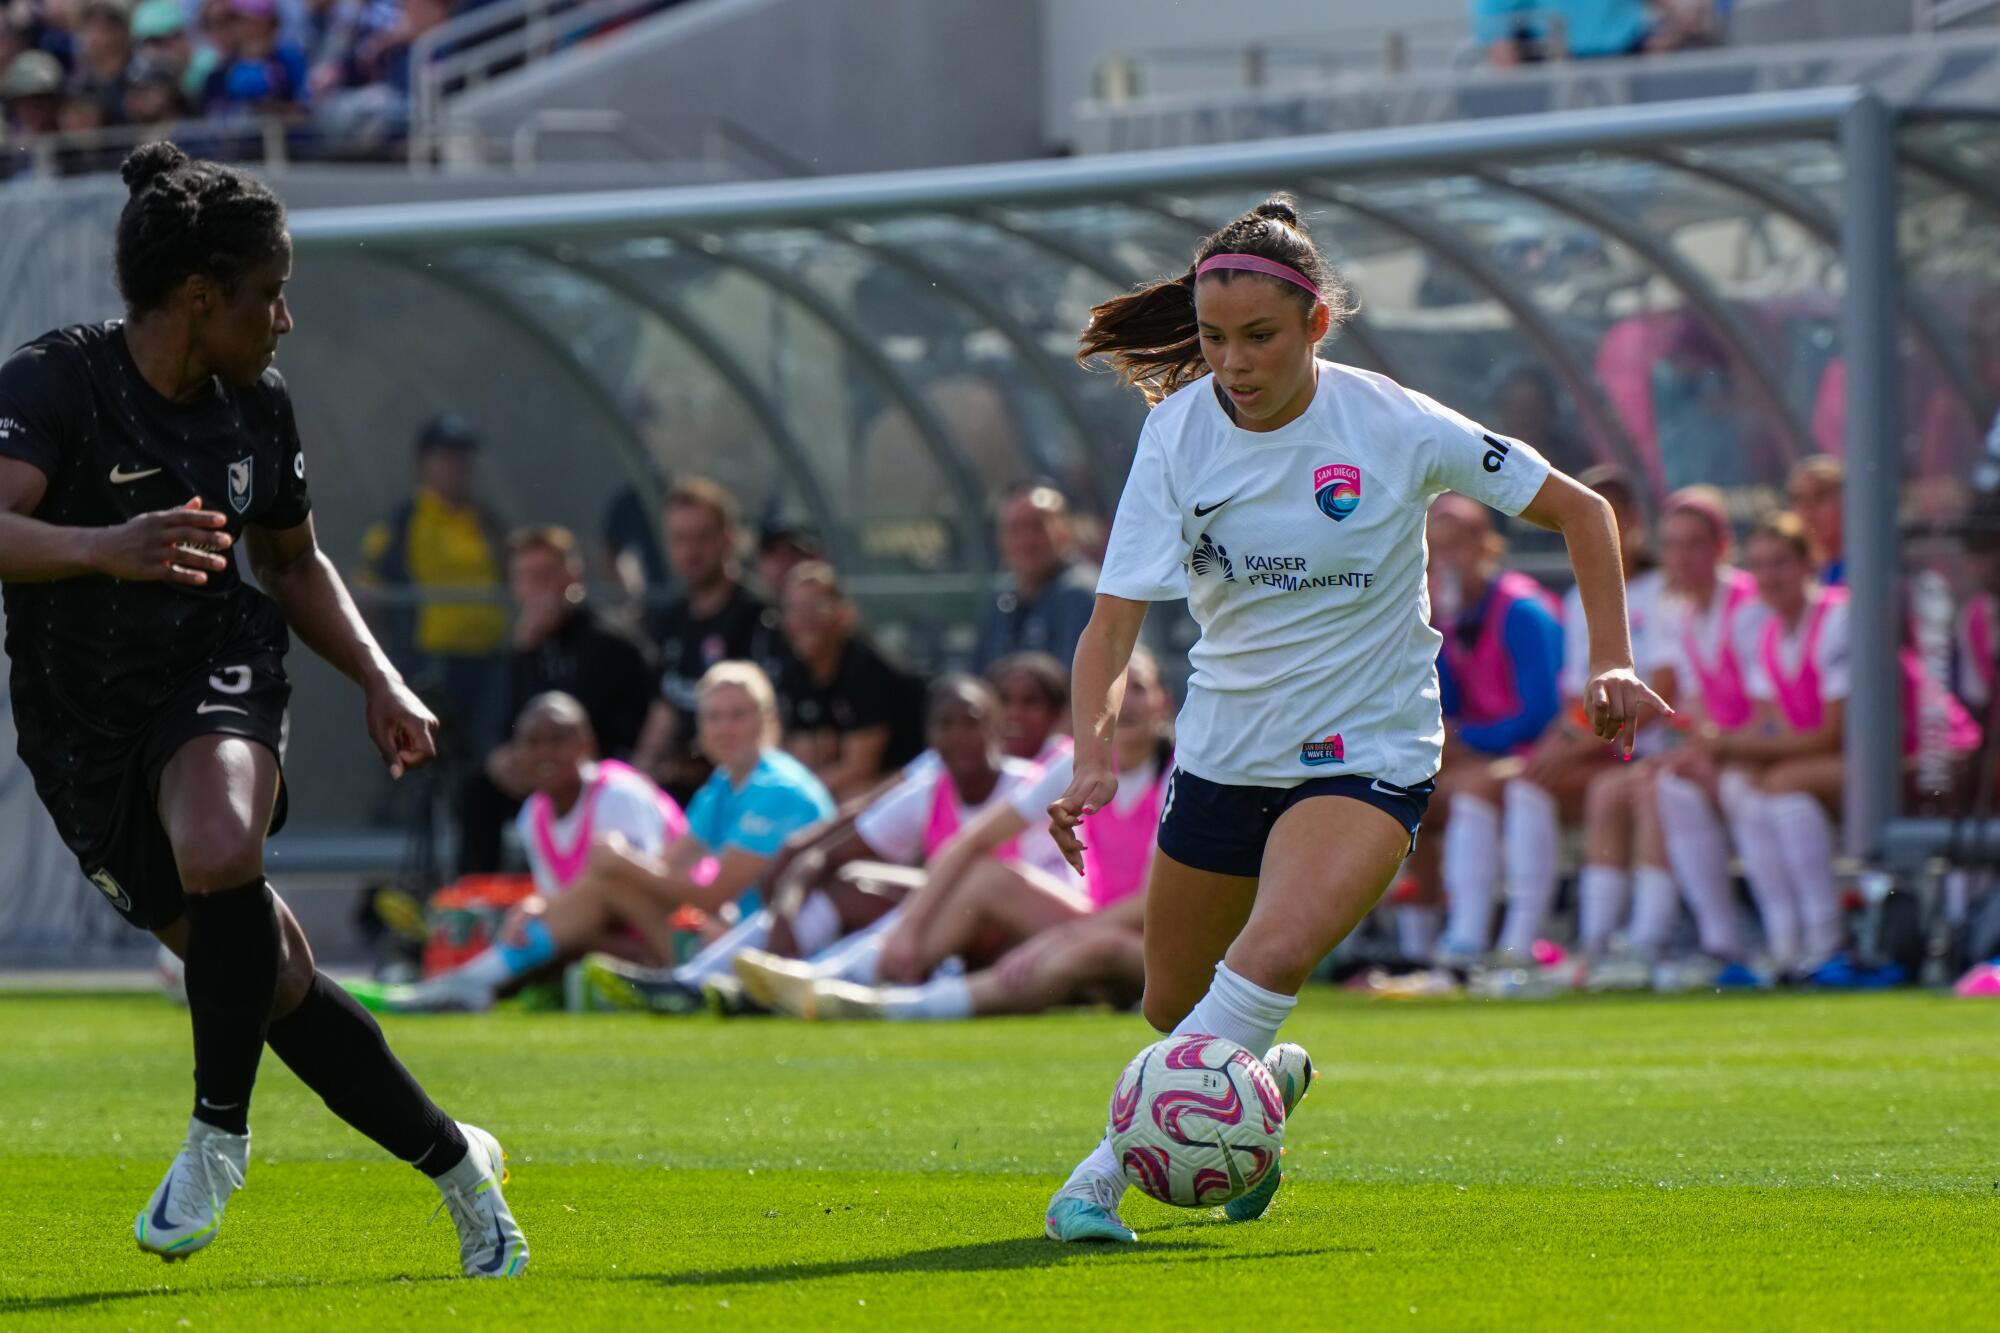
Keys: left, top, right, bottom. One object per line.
{"left": 449, "top": 0, "right": 1046, "bottom": 173}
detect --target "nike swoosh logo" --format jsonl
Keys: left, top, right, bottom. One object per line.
{"left": 1192, "top": 496, "right": 1235, "bottom": 518}
{"left": 1370, "top": 780, "right": 1402, "bottom": 797}
{"left": 196, "top": 702, "right": 250, "bottom": 716}
{"left": 477, "top": 1215, "right": 509, "bottom": 1274}
{"left": 152, "top": 1177, "right": 177, "bottom": 1231}
{"left": 109, "top": 465, "right": 163, "bottom": 484}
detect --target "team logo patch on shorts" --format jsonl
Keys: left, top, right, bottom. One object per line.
{"left": 88, "top": 869, "right": 132, "bottom": 912}
{"left": 1313, "top": 464, "right": 1361, "bottom": 521}
{"left": 1299, "top": 734, "right": 1345, "bottom": 766}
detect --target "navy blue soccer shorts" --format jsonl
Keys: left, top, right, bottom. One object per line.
{"left": 1154, "top": 767, "right": 1436, "bottom": 879}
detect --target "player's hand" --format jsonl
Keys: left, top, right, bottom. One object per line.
{"left": 366, "top": 672, "right": 438, "bottom": 779}
{"left": 1585, "top": 667, "right": 1673, "bottom": 759}
{"left": 1047, "top": 762, "right": 1118, "bottom": 876}
{"left": 89, "top": 497, "right": 233, "bottom": 586}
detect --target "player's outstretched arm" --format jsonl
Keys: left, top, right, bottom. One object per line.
{"left": 1047, "top": 595, "right": 1146, "bottom": 873}
{"left": 0, "top": 458, "right": 232, "bottom": 586}
{"left": 1518, "top": 472, "right": 1672, "bottom": 755}
{"left": 245, "top": 515, "right": 438, "bottom": 778}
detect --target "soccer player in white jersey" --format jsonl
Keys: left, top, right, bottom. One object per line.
{"left": 1040, "top": 196, "right": 1667, "bottom": 1242}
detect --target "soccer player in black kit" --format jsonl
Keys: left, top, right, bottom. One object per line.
{"left": 0, "top": 143, "right": 528, "bottom": 1276}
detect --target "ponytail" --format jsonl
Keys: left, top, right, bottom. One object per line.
{"left": 1077, "top": 195, "right": 1353, "bottom": 405}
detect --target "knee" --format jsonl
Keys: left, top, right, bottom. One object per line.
{"left": 1226, "top": 934, "right": 1316, "bottom": 996}
{"left": 174, "top": 825, "right": 265, "bottom": 895}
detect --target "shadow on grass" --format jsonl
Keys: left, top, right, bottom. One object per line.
{"left": 622, "top": 1234, "right": 1369, "bottom": 1291}
{"left": 0, "top": 1274, "right": 459, "bottom": 1317}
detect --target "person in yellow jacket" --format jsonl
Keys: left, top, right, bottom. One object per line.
{"left": 357, "top": 415, "right": 509, "bottom": 753}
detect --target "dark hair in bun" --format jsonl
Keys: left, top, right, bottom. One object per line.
{"left": 115, "top": 140, "right": 287, "bottom": 315}
{"left": 1076, "top": 193, "right": 1354, "bottom": 405}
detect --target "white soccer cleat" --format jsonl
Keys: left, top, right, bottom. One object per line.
{"left": 433, "top": 1122, "right": 529, "bottom": 1278}
{"left": 134, "top": 1117, "right": 249, "bottom": 1261}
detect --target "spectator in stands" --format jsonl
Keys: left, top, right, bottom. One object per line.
{"left": 10, "top": 0, "right": 75, "bottom": 69}
{"left": 129, "top": 0, "right": 199, "bottom": 102}
{"left": 121, "top": 55, "right": 187, "bottom": 126}
{"left": 64, "top": 0, "right": 127, "bottom": 122}
{"left": 357, "top": 692, "right": 695, "bottom": 1013}
{"left": 971, "top": 482, "right": 1097, "bottom": 674}
{"left": 756, "top": 521, "right": 822, "bottom": 602}
{"left": 1474, "top": 0, "right": 1691, "bottom": 64}
{"left": 774, "top": 561, "right": 924, "bottom": 801}
{"left": 1492, "top": 364, "right": 1589, "bottom": 476}
{"left": 201, "top": 0, "right": 307, "bottom": 118}
{"left": 455, "top": 525, "right": 658, "bottom": 876}
{"left": 1787, "top": 455, "right": 1844, "bottom": 586}
{"left": 0, "top": 50, "right": 63, "bottom": 137}
{"left": 1654, "top": 321, "right": 1746, "bottom": 494}
{"left": 596, "top": 474, "right": 667, "bottom": 608}
{"left": 357, "top": 413, "right": 510, "bottom": 753}
{"left": 633, "top": 478, "right": 781, "bottom": 805}
{"left": 1415, "top": 494, "right": 1563, "bottom": 963}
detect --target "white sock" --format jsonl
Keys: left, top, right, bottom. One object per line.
{"left": 1059, "top": 1134, "right": 1124, "bottom": 1198}
{"left": 790, "top": 891, "right": 843, "bottom": 957}
{"left": 1497, "top": 781, "right": 1561, "bottom": 958}
{"left": 1943, "top": 870, "right": 1971, "bottom": 924}
{"left": 1721, "top": 771, "right": 1801, "bottom": 965}
{"left": 1171, "top": 960, "right": 1297, "bottom": 1055}
{"left": 806, "top": 906, "right": 904, "bottom": 984}
{"left": 1441, "top": 794, "right": 1500, "bottom": 955}
{"left": 1575, "top": 864, "right": 1630, "bottom": 955}
{"left": 1657, "top": 773, "right": 1744, "bottom": 959}
{"left": 454, "top": 948, "right": 515, "bottom": 990}
{"left": 1628, "top": 866, "right": 1681, "bottom": 958}
{"left": 877, "top": 975, "right": 974, "bottom": 1021}
{"left": 1395, "top": 905, "right": 1440, "bottom": 960}
{"left": 672, "top": 909, "right": 771, "bottom": 986}
{"left": 1770, "top": 793, "right": 1844, "bottom": 964}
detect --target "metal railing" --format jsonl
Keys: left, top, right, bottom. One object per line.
{"left": 0, "top": 116, "right": 304, "bottom": 183}
{"left": 1916, "top": 0, "right": 2000, "bottom": 30}
{"left": 407, "top": 0, "right": 672, "bottom": 168}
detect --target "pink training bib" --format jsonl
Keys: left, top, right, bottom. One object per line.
{"left": 1080, "top": 757, "right": 1169, "bottom": 910}
{"left": 1759, "top": 587, "right": 1843, "bottom": 733}
{"left": 1682, "top": 568, "right": 1758, "bottom": 731}
{"left": 921, "top": 768, "right": 1021, "bottom": 863}
{"left": 527, "top": 760, "right": 688, "bottom": 892}
{"left": 1440, "top": 570, "right": 1557, "bottom": 751}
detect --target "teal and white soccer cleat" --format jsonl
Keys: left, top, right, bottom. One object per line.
{"left": 1223, "top": 1042, "right": 1317, "bottom": 1223}
{"left": 1044, "top": 1175, "right": 1137, "bottom": 1244}
{"left": 433, "top": 1122, "right": 529, "bottom": 1278}
{"left": 134, "top": 1117, "right": 249, "bottom": 1261}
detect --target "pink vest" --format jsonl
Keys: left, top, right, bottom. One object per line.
{"left": 921, "top": 768, "right": 1021, "bottom": 863}
{"left": 1080, "top": 758, "right": 1169, "bottom": 910}
{"left": 526, "top": 760, "right": 688, "bottom": 892}
{"left": 1759, "top": 589, "right": 1843, "bottom": 733}
{"left": 1681, "top": 569, "right": 1758, "bottom": 731}
{"left": 1441, "top": 571, "right": 1557, "bottom": 737}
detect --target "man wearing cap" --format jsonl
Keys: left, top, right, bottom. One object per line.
{"left": 358, "top": 416, "right": 511, "bottom": 753}
{"left": 128, "top": 0, "right": 198, "bottom": 101}
{"left": 200, "top": 0, "right": 306, "bottom": 116}
{"left": 1, "top": 51, "right": 63, "bottom": 138}
{"left": 66, "top": 0, "right": 131, "bottom": 122}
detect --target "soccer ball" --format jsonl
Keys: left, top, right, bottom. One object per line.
{"left": 1107, "top": 1033, "right": 1285, "bottom": 1208}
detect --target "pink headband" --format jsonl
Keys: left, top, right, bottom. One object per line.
{"left": 1195, "top": 253, "right": 1320, "bottom": 299}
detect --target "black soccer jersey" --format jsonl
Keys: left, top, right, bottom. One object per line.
{"left": 0, "top": 321, "right": 312, "bottom": 740}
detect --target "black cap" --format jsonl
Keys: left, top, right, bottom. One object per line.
{"left": 415, "top": 413, "right": 482, "bottom": 456}
{"left": 758, "top": 521, "right": 823, "bottom": 557}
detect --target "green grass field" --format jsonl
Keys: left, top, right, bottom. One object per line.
{"left": 0, "top": 990, "right": 1995, "bottom": 1331}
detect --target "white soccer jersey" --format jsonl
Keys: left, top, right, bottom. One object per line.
{"left": 1560, "top": 569, "right": 1667, "bottom": 700}
{"left": 515, "top": 762, "right": 679, "bottom": 900}
{"left": 1097, "top": 361, "right": 1551, "bottom": 788}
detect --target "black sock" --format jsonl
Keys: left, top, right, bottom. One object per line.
{"left": 183, "top": 878, "right": 281, "bottom": 1135}
{"left": 266, "top": 971, "right": 468, "bottom": 1178}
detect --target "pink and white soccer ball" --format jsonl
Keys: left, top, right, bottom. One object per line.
{"left": 1106, "top": 1033, "right": 1285, "bottom": 1208}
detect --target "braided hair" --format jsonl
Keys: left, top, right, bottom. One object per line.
{"left": 115, "top": 142, "right": 288, "bottom": 315}
{"left": 1076, "top": 195, "right": 1354, "bottom": 405}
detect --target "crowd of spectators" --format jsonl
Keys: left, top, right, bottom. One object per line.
{"left": 1470, "top": 1, "right": 1731, "bottom": 65}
